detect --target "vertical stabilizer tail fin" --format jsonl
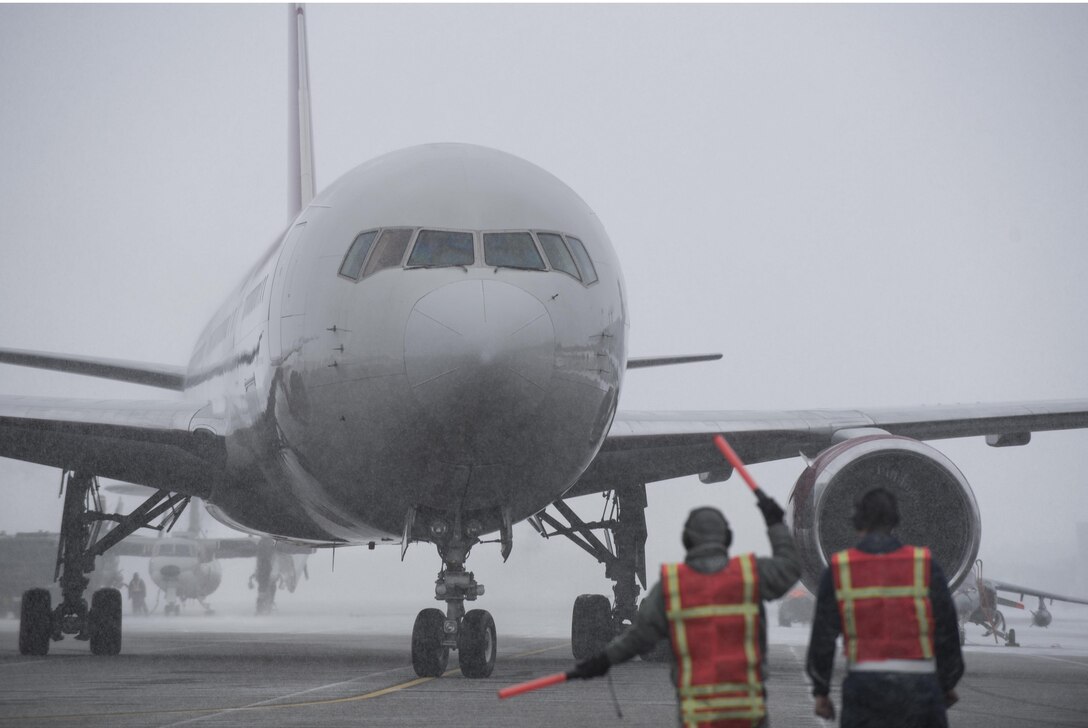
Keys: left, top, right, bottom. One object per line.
{"left": 288, "top": 3, "right": 316, "bottom": 219}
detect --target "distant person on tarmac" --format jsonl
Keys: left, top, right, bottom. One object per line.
{"left": 128, "top": 572, "right": 148, "bottom": 616}
{"left": 806, "top": 487, "right": 964, "bottom": 727}
{"left": 568, "top": 495, "right": 801, "bottom": 727}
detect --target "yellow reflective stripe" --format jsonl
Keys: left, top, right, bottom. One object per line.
{"left": 682, "top": 709, "right": 766, "bottom": 723}
{"left": 837, "top": 551, "right": 859, "bottom": 664}
{"left": 836, "top": 585, "right": 928, "bottom": 600}
{"left": 678, "top": 692, "right": 765, "bottom": 705}
{"left": 740, "top": 553, "right": 759, "bottom": 698}
{"left": 666, "top": 603, "right": 760, "bottom": 620}
{"left": 679, "top": 682, "right": 763, "bottom": 697}
{"left": 665, "top": 564, "right": 694, "bottom": 691}
{"left": 913, "top": 548, "right": 934, "bottom": 660}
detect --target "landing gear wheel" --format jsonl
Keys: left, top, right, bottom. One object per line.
{"left": 778, "top": 611, "right": 791, "bottom": 628}
{"left": 572, "top": 594, "right": 612, "bottom": 660}
{"left": 458, "top": 609, "right": 497, "bottom": 679}
{"left": 88, "top": 588, "right": 122, "bottom": 656}
{"left": 19, "top": 588, "right": 52, "bottom": 656}
{"left": 958, "top": 625, "right": 966, "bottom": 646}
{"left": 412, "top": 608, "right": 449, "bottom": 677}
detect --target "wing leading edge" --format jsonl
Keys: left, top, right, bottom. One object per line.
{"left": 0, "top": 395, "right": 224, "bottom": 498}
{"left": 572, "top": 399, "right": 1088, "bottom": 496}
{"left": 988, "top": 579, "right": 1088, "bottom": 607}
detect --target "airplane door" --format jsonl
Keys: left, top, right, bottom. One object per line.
{"left": 267, "top": 222, "right": 307, "bottom": 362}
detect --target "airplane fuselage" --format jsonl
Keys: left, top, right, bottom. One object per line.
{"left": 184, "top": 145, "right": 628, "bottom": 546}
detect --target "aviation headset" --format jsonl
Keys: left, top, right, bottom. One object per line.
{"left": 682, "top": 506, "right": 732, "bottom": 551}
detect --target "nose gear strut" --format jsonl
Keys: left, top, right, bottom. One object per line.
{"left": 410, "top": 521, "right": 497, "bottom": 678}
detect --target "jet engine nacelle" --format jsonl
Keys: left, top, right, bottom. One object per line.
{"left": 788, "top": 434, "right": 981, "bottom": 593}
{"left": 1032, "top": 599, "right": 1052, "bottom": 627}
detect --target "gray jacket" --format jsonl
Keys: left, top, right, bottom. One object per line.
{"left": 604, "top": 522, "right": 801, "bottom": 666}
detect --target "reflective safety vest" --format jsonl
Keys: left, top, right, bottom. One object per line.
{"left": 663, "top": 554, "right": 765, "bottom": 728}
{"left": 831, "top": 545, "right": 935, "bottom": 665}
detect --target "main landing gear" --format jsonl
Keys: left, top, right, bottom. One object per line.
{"left": 409, "top": 516, "right": 500, "bottom": 679}
{"left": 18, "top": 471, "right": 191, "bottom": 656}
{"left": 533, "top": 484, "right": 668, "bottom": 661}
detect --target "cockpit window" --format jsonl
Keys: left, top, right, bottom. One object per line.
{"left": 362, "top": 228, "right": 413, "bottom": 278}
{"left": 565, "top": 236, "right": 598, "bottom": 285}
{"left": 537, "top": 233, "right": 580, "bottom": 280}
{"left": 407, "top": 230, "right": 475, "bottom": 268}
{"left": 483, "top": 232, "right": 546, "bottom": 270}
{"left": 339, "top": 230, "right": 378, "bottom": 280}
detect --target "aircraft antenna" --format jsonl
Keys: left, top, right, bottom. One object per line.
{"left": 288, "top": 4, "right": 316, "bottom": 218}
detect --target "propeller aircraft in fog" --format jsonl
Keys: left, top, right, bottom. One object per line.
{"left": 103, "top": 489, "right": 311, "bottom": 616}
{"left": 3, "top": 6, "right": 1088, "bottom": 676}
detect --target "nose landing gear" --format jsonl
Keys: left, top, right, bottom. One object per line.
{"left": 410, "top": 527, "right": 497, "bottom": 679}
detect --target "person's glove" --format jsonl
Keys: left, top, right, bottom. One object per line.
{"left": 569, "top": 651, "right": 611, "bottom": 679}
{"left": 757, "top": 494, "right": 785, "bottom": 526}
{"left": 944, "top": 689, "right": 959, "bottom": 708}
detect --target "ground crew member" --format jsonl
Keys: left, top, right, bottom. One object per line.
{"left": 570, "top": 495, "right": 801, "bottom": 727}
{"left": 806, "top": 488, "right": 964, "bottom": 727}
{"left": 128, "top": 572, "right": 148, "bottom": 616}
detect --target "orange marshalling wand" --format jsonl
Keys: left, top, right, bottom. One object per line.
{"left": 498, "top": 671, "right": 570, "bottom": 699}
{"left": 712, "top": 433, "right": 769, "bottom": 501}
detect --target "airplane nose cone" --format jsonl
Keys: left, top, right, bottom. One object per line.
{"left": 404, "top": 279, "right": 555, "bottom": 451}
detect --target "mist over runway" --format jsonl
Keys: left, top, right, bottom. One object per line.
{"left": 2, "top": 599, "right": 1087, "bottom": 727}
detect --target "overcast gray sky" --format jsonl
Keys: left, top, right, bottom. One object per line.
{"left": 1, "top": 4, "right": 1087, "bottom": 616}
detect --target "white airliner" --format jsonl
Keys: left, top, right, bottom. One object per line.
{"left": 3, "top": 6, "right": 1088, "bottom": 676}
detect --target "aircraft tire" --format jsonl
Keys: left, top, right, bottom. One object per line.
{"left": 958, "top": 625, "right": 965, "bottom": 646}
{"left": 458, "top": 609, "right": 497, "bottom": 679}
{"left": 571, "top": 594, "right": 612, "bottom": 660}
{"left": 411, "top": 608, "right": 449, "bottom": 677}
{"left": 89, "top": 588, "right": 122, "bottom": 656}
{"left": 19, "top": 588, "right": 52, "bottom": 656}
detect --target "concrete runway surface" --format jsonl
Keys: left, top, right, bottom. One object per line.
{"left": 1, "top": 603, "right": 1086, "bottom": 727}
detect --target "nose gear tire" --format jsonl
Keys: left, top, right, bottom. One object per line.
{"left": 412, "top": 608, "right": 449, "bottom": 677}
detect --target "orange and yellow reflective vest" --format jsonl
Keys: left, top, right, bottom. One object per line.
{"left": 663, "top": 553, "right": 765, "bottom": 728}
{"left": 831, "top": 545, "right": 935, "bottom": 665}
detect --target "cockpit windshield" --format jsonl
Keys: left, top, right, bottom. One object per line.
{"left": 340, "top": 227, "right": 598, "bottom": 285}
{"left": 537, "top": 232, "right": 580, "bottom": 280}
{"left": 483, "top": 232, "right": 546, "bottom": 270}
{"left": 407, "top": 230, "right": 475, "bottom": 268}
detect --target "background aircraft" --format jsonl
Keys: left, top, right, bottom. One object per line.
{"left": 954, "top": 560, "right": 1088, "bottom": 644}
{"left": 1, "top": 5, "right": 1087, "bottom": 676}
{"left": 105, "top": 489, "right": 312, "bottom": 615}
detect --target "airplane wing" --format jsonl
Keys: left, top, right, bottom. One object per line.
{"left": 104, "top": 535, "right": 260, "bottom": 559}
{"left": 0, "top": 395, "right": 224, "bottom": 497}
{"left": 572, "top": 399, "right": 1088, "bottom": 495}
{"left": 988, "top": 579, "right": 1088, "bottom": 607}
{"left": 0, "top": 347, "right": 186, "bottom": 391}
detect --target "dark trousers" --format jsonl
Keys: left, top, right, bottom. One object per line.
{"left": 841, "top": 672, "right": 947, "bottom": 728}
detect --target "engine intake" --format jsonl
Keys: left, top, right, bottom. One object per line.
{"left": 789, "top": 435, "right": 980, "bottom": 593}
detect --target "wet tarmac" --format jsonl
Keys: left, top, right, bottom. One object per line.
{"left": 1, "top": 604, "right": 1086, "bottom": 727}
